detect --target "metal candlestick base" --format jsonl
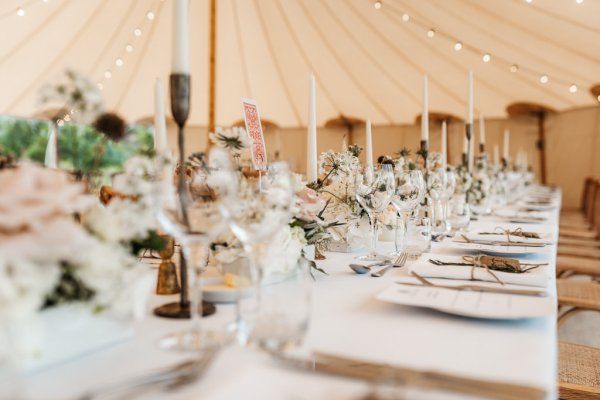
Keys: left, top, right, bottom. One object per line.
{"left": 465, "top": 123, "right": 473, "bottom": 170}
{"left": 420, "top": 140, "right": 428, "bottom": 169}
{"left": 154, "top": 301, "right": 216, "bottom": 319}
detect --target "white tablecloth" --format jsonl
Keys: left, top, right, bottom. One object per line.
{"left": 5, "top": 192, "right": 560, "bottom": 400}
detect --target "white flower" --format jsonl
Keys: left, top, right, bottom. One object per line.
{"left": 262, "top": 225, "right": 304, "bottom": 275}
{"left": 0, "top": 256, "right": 60, "bottom": 320}
{"left": 84, "top": 200, "right": 156, "bottom": 244}
{"left": 0, "top": 159, "right": 154, "bottom": 322}
{"left": 77, "top": 241, "right": 149, "bottom": 319}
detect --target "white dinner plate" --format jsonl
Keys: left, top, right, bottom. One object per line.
{"left": 202, "top": 276, "right": 254, "bottom": 303}
{"left": 377, "top": 279, "right": 555, "bottom": 320}
{"left": 450, "top": 240, "right": 552, "bottom": 257}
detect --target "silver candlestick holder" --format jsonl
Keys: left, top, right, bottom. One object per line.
{"left": 153, "top": 73, "right": 216, "bottom": 319}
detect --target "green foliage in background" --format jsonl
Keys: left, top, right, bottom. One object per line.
{"left": 0, "top": 116, "right": 154, "bottom": 182}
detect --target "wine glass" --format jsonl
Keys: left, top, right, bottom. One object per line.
{"left": 390, "top": 169, "right": 425, "bottom": 255}
{"left": 427, "top": 168, "right": 451, "bottom": 237}
{"left": 155, "top": 150, "right": 230, "bottom": 352}
{"left": 219, "top": 162, "right": 297, "bottom": 347}
{"left": 354, "top": 164, "right": 395, "bottom": 261}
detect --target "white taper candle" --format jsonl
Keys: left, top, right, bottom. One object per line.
{"left": 503, "top": 129, "right": 510, "bottom": 161}
{"left": 154, "top": 78, "right": 168, "bottom": 154}
{"left": 172, "top": 0, "right": 189, "bottom": 74}
{"left": 493, "top": 144, "right": 499, "bottom": 166}
{"left": 307, "top": 73, "right": 318, "bottom": 182}
{"left": 479, "top": 112, "right": 485, "bottom": 146}
{"left": 45, "top": 122, "right": 57, "bottom": 168}
{"left": 441, "top": 120, "right": 447, "bottom": 169}
{"left": 366, "top": 119, "right": 373, "bottom": 168}
{"left": 422, "top": 75, "right": 429, "bottom": 142}
{"left": 468, "top": 70, "right": 474, "bottom": 125}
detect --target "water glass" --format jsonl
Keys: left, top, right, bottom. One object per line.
{"left": 404, "top": 216, "right": 431, "bottom": 258}
{"left": 430, "top": 197, "right": 450, "bottom": 237}
{"left": 448, "top": 194, "right": 471, "bottom": 233}
{"left": 238, "top": 257, "right": 312, "bottom": 352}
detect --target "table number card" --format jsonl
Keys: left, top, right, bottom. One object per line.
{"left": 241, "top": 97, "right": 267, "bottom": 171}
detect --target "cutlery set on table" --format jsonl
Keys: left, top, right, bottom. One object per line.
{"left": 366, "top": 192, "right": 558, "bottom": 321}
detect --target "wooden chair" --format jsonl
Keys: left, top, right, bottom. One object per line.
{"left": 557, "top": 256, "right": 600, "bottom": 279}
{"left": 559, "top": 342, "right": 600, "bottom": 399}
{"left": 559, "top": 180, "right": 600, "bottom": 258}
{"left": 560, "top": 178, "right": 599, "bottom": 239}
{"left": 558, "top": 246, "right": 600, "bottom": 259}
{"left": 557, "top": 279, "right": 600, "bottom": 399}
{"left": 557, "top": 279, "right": 600, "bottom": 328}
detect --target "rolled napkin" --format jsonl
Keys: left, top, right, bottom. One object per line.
{"left": 457, "top": 230, "right": 553, "bottom": 245}
{"left": 408, "top": 254, "right": 550, "bottom": 288}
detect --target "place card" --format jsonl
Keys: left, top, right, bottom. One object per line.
{"left": 241, "top": 97, "right": 267, "bottom": 171}
{"left": 377, "top": 277, "right": 555, "bottom": 320}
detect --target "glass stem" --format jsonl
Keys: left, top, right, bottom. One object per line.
{"left": 370, "top": 212, "right": 379, "bottom": 256}
{"left": 397, "top": 211, "right": 409, "bottom": 253}
{"left": 182, "top": 242, "right": 208, "bottom": 334}
{"left": 245, "top": 242, "right": 267, "bottom": 303}
{"left": 235, "top": 242, "right": 268, "bottom": 345}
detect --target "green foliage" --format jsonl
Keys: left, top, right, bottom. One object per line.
{"left": 397, "top": 147, "right": 411, "bottom": 158}
{"left": 43, "top": 263, "right": 95, "bottom": 308}
{"left": 130, "top": 229, "right": 167, "bottom": 256}
{"left": 0, "top": 116, "right": 154, "bottom": 183}
{"left": 0, "top": 117, "right": 49, "bottom": 162}
{"left": 347, "top": 144, "right": 362, "bottom": 158}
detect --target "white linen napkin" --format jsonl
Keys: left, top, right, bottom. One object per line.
{"left": 408, "top": 255, "right": 550, "bottom": 288}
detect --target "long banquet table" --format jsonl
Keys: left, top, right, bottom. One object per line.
{"left": 9, "top": 188, "right": 560, "bottom": 399}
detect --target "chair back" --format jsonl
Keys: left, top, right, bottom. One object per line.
{"left": 591, "top": 179, "right": 600, "bottom": 233}
{"left": 581, "top": 177, "right": 594, "bottom": 214}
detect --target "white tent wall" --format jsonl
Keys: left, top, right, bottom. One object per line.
{"left": 163, "top": 104, "right": 600, "bottom": 209}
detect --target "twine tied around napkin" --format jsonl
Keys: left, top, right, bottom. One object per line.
{"left": 462, "top": 255, "right": 504, "bottom": 284}
{"left": 429, "top": 255, "right": 546, "bottom": 286}
{"left": 478, "top": 227, "right": 541, "bottom": 241}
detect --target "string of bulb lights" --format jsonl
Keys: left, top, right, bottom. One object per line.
{"left": 372, "top": 0, "right": 594, "bottom": 99}
{"left": 6, "top": 0, "right": 160, "bottom": 96}
{"left": 43, "top": 0, "right": 161, "bottom": 126}
{"left": 7, "top": 0, "right": 598, "bottom": 116}
{"left": 94, "top": 1, "right": 161, "bottom": 93}
{"left": 0, "top": 0, "right": 49, "bottom": 21}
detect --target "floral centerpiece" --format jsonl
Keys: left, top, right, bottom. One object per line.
{"left": 203, "top": 127, "right": 330, "bottom": 276}
{"left": 308, "top": 145, "right": 371, "bottom": 252}
{"left": 468, "top": 155, "right": 492, "bottom": 208}
{"left": 0, "top": 162, "right": 156, "bottom": 364}
{"left": 86, "top": 155, "right": 168, "bottom": 255}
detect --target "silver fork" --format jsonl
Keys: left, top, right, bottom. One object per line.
{"left": 77, "top": 346, "right": 221, "bottom": 400}
{"left": 371, "top": 252, "right": 408, "bottom": 277}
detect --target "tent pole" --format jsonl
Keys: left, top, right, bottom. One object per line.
{"left": 207, "top": 0, "right": 217, "bottom": 150}
{"left": 446, "top": 119, "right": 452, "bottom": 165}
{"left": 537, "top": 112, "right": 547, "bottom": 184}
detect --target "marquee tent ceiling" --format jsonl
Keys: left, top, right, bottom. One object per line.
{"left": 1, "top": 0, "right": 599, "bottom": 127}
